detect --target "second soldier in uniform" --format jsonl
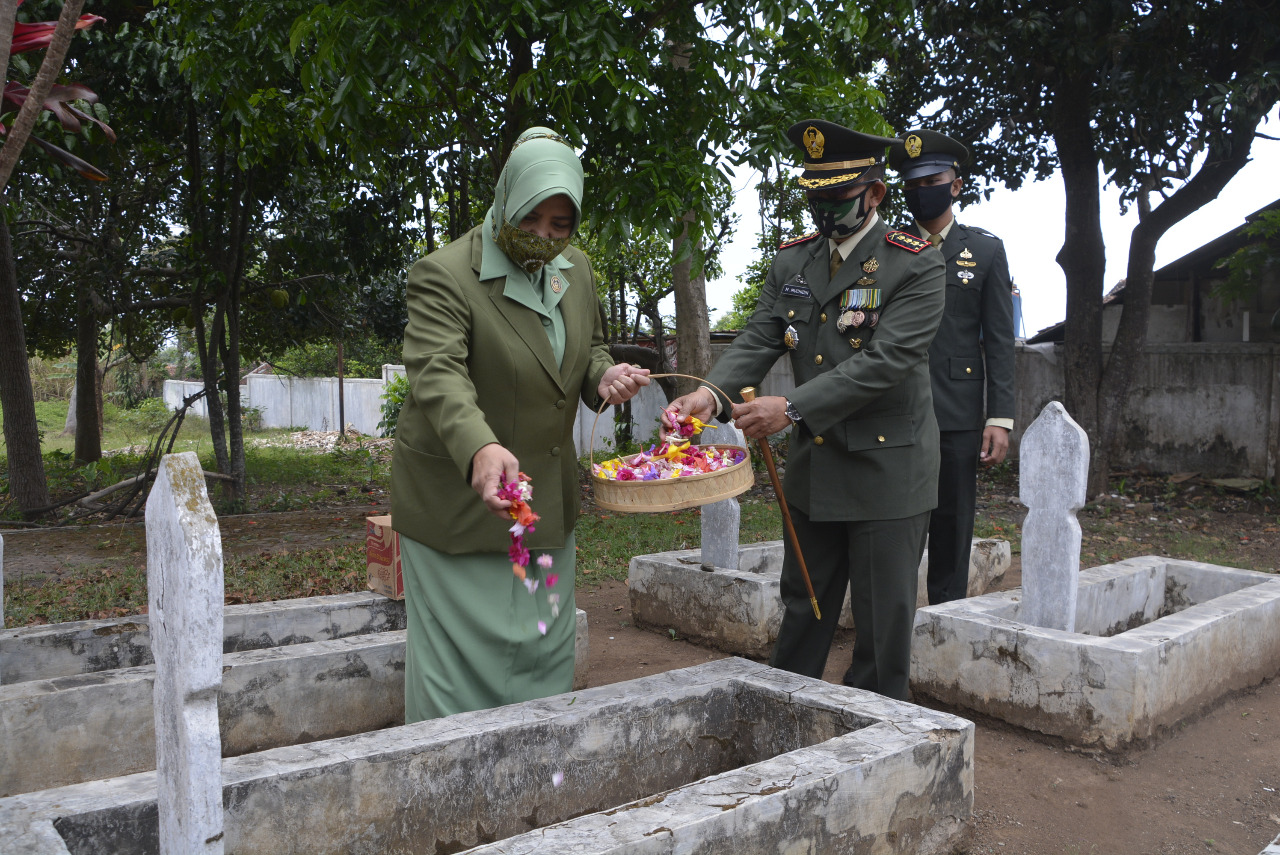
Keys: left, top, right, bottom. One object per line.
{"left": 888, "top": 130, "right": 1016, "bottom": 606}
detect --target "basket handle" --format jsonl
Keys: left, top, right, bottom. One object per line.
{"left": 588, "top": 372, "right": 735, "bottom": 468}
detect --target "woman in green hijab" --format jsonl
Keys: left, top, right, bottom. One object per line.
{"left": 391, "top": 128, "right": 650, "bottom": 722}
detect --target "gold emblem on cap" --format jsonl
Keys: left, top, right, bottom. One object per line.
{"left": 803, "top": 125, "right": 825, "bottom": 159}
{"left": 862, "top": 257, "right": 879, "bottom": 273}
{"left": 905, "top": 134, "right": 923, "bottom": 159}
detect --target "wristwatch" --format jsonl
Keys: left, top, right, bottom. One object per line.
{"left": 784, "top": 398, "right": 802, "bottom": 424}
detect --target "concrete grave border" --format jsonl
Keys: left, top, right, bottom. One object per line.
{"left": 911, "top": 555, "right": 1280, "bottom": 749}
{"left": 0, "top": 658, "right": 973, "bottom": 855}
{"left": 1, "top": 604, "right": 588, "bottom": 797}
{"left": 629, "top": 538, "right": 1010, "bottom": 658}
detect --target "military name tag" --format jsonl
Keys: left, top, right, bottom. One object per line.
{"left": 781, "top": 275, "right": 811, "bottom": 298}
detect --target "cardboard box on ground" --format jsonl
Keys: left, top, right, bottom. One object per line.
{"left": 366, "top": 515, "right": 404, "bottom": 600}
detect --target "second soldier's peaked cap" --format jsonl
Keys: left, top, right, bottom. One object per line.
{"left": 786, "top": 119, "right": 898, "bottom": 191}
{"left": 888, "top": 129, "right": 970, "bottom": 180}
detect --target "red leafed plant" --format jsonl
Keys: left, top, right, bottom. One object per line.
{"left": 1, "top": 0, "right": 113, "bottom": 181}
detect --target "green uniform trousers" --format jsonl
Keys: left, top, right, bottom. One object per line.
{"left": 401, "top": 531, "right": 577, "bottom": 723}
{"left": 769, "top": 507, "right": 929, "bottom": 701}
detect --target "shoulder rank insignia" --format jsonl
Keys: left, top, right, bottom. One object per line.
{"left": 779, "top": 232, "right": 821, "bottom": 250}
{"left": 884, "top": 230, "right": 930, "bottom": 253}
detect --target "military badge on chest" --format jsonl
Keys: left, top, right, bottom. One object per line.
{"left": 837, "top": 284, "right": 881, "bottom": 350}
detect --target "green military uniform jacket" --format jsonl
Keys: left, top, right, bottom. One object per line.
{"left": 928, "top": 222, "right": 1016, "bottom": 431}
{"left": 707, "top": 219, "right": 946, "bottom": 521}
{"left": 391, "top": 225, "right": 614, "bottom": 553}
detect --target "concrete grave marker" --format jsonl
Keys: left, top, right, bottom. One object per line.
{"left": 147, "top": 452, "right": 225, "bottom": 854}
{"left": 1018, "top": 401, "right": 1089, "bottom": 632}
{"left": 699, "top": 422, "right": 746, "bottom": 570}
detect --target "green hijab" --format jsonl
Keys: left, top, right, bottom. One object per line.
{"left": 479, "top": 127, "right": 585, "bottom": 366}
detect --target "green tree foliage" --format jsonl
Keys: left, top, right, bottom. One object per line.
{"left": 882, "top": 0, "right": 1280, "bottom": 493}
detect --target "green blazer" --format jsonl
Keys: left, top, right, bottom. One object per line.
{"left": 706, "top": 219, "right": 946, "bottom": 522}
{"left": 391, "top": 226, "right": 614, "bottom": 553}
{"left": 928, "top": 222, "right": 1016, "bottom": 431}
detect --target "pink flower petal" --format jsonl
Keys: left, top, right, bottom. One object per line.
{"left": 537, "top": 621, "right": 548, "bottom": 635}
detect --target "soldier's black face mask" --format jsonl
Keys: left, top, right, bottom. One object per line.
{"left": 904, "top": 181, "right": 954, "bottom": 223}
{"left": 808, "top": 186, "right": 870, "bottom": 238}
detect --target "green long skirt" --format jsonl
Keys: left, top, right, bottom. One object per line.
{"left": 400, "top": 531, "right": 577, "bottom": 723}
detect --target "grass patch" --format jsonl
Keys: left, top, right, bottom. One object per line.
{"left": 2, "top": 498, "right": 785, "bottom": 626}
{"left": 4, "top": 545, "right": 369, "bottom": 626}
{"left": 575, "top": 498, "right": 782, "bottom": 581}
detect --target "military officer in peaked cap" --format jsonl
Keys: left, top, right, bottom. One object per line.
{"left": 666, "top": 119, "right": 945, "bottom": 701}
{"left": 888, "top": 129, "right": 1016, "bottom": 606}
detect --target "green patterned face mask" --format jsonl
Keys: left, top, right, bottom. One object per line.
{"left": 494, "top": 220, "right": 572, "bottom": 273}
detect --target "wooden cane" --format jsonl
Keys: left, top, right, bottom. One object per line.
{"left": 740, "top": 387, "right": 821, "bottom": 620}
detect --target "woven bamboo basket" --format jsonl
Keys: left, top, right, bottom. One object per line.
{"left": 588, "top": 373, "right": 753, "bottom": 513}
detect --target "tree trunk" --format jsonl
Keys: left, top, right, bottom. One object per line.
{"left": 73, "top": 291, "right": 102, "bottom": 462}
{"left": 0, "top": 215, "right": 51, "bottom": 515}
{"left": 672, "top": 215, "right": 711, "bottom": 397}
{"left": 1050, "top": 84, "right": 1107, "bottom": 496}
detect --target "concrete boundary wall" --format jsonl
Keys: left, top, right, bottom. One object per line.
{"left": 1013, "top": 341, "right": 1280, "bottom": 479}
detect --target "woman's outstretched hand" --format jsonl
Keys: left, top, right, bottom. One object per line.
{"left": 471, "top": 442, "right": 521, "bottom": 519}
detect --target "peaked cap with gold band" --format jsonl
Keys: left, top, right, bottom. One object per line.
{"left": 786, "top": 119, "right": 899, "bottom": 190}
{"left": 887, "top": 129, "right": 970, "bottom": 181}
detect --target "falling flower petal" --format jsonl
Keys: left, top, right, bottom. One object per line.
{"left": 537, "top": 553, "right": 554, "bottom": 569}
{"left": 546, "top": 573, "right": 559, "bottom": 588}
{"left": 523, "top": 578, "right": 539, "bottom": 594}
{"left": 552, "top": 770, "right": 564, "bottom": 787}
{"left": 537, "top": 621, "right": 548, "bottom": 635}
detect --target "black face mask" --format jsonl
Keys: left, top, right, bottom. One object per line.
{"left": 904, "top": 182, "right": 955, "bottom": 223}
{"left": 808, "top": 189, "right": 870, "bottom": 238}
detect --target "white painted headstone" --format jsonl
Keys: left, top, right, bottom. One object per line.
{"left": 699, "top": 422, "right": 746, "bottom": 570}
{"left": 146, "top": 453, "right": 225, "bottom": 854}
{"left": 1018, "top": 402, "right": 1089, "bottom": 632}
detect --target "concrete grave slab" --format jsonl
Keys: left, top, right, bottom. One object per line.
{"left": 1, "top": 591, "right": 407, "bottom": 685}
{"left": 630, "top": 538, "right": 1011, "bottom": 657}
{"left": 911, "top": 556, "right": 1280, "bottom": 749}
{"left": 0, "top": 609, "right": 588, "bottom": 797}
{"left": 0, "top": 658, "right": 973, "bottom": 855}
